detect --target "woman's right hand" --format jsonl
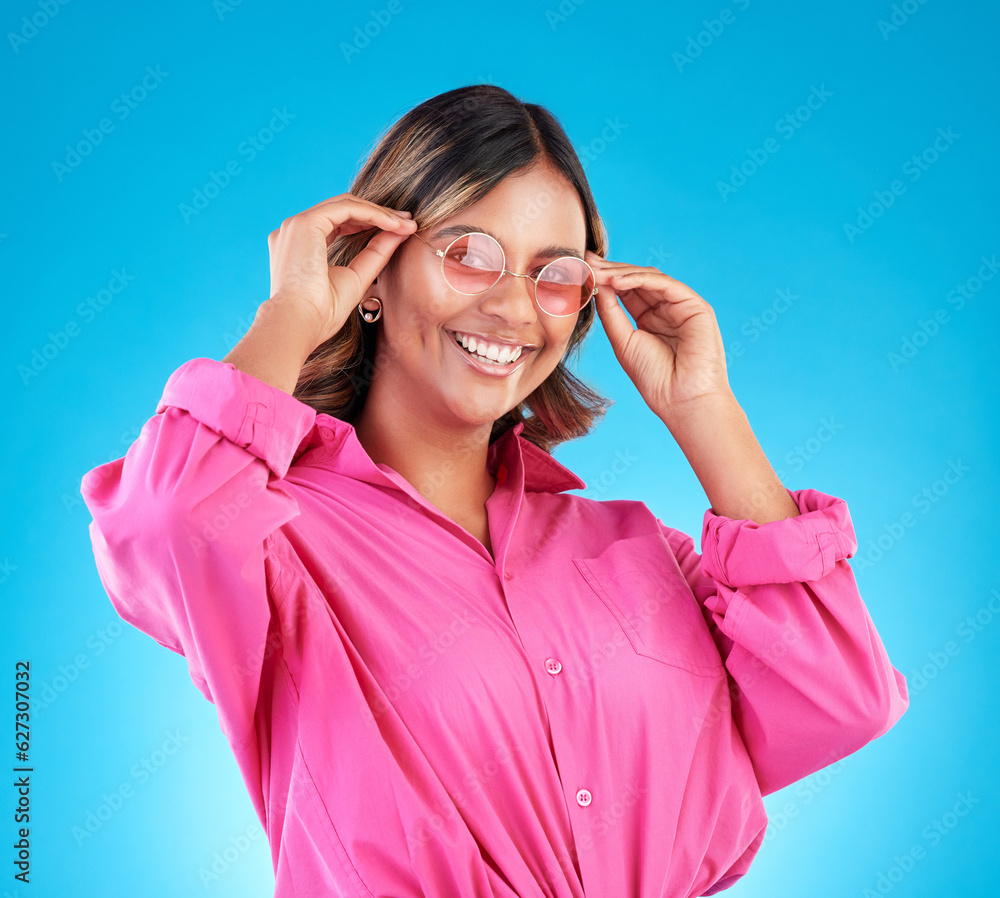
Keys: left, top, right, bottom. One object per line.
{"left": 266, "top": 194, "right": 417, "bottom": 348}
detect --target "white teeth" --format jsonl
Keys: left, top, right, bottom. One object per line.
{"left": 454, "top": 332, "right": 523, "bottom": 364}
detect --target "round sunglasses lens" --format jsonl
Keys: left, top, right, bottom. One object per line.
{"left": 536, "top": 258, "right": 595, "bottom": 316}
{"left": 441, "top": 234, "right": 504, "bottom": 294}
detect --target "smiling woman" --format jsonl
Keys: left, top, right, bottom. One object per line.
{"left": 295, "top": 85, "right": 611, "bottom": 456}
{"left": 80, "top": 83, "right": 910, "bottom": 898}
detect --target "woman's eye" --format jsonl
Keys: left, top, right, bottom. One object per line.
{"left": 452, "top": 251, "right": 491, "bottom": 267}
{"left": 540, "top": 266, "right": 571, "bottom": 284}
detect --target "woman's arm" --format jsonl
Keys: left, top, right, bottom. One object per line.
{"left": 80, "top": 356, "right": 317, "bottom": 749}
{"left": 224, "top": 196, "right": 415, "bottom": 394}
{"left": 657, "top": 391, "right": 800, "bottom": 524}
{"left": 223, "top": 297, "right": 325, "bottom": 395}
{"left": 581, "top": 254, "right": 908, "bottom": 793}
{"left": 661, "top": 489, "right": 910, "bottom": 796}
{"left": 580, "top": 250, "right": 800, "bottom": 523}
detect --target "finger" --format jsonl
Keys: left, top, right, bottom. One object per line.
{"left": 344, "top": 228, "right": 413, "bottom": 287}
{"left": 319, "top": 197, "right": 414, "bottom": 229}
{"left": 585, "top": 253, "right": 662, "bottom": 290}
{"left": 592, "top": 273, "right": 640, "bottom": 353}
{"left": 279, "top": 198, "right": 415, "bottom": 248}
{"left": 608, "top": 269, "right": 706, "bottom": 307}
{"left": 297, "top": 193, "right": 413, "bottom": 224}
{"left": 588, "top": 264, "right": 659, "bottom": 316}
{"left": 324, "top": 215, "right": 415, "bottom": 248}
{"left": 585, "top": 250, "right": 650, "bottom": 272}
{"left": 317, "top": 205, "right": 415, "bottom": 235}
{"left": 591, "top": 267, "right": 701, "bottom": 332}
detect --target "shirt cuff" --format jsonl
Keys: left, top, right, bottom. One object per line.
{"left": 155, "top": 357, "right": 318, "bottom": 479}
{"left": 700, "top": 488, "right": 857, "bottom": 588}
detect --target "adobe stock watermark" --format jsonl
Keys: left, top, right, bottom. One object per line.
{"left": 184, "top": 466, "right": 269, "bottom": 552}
{"left": 8, "top": 0, "right": 72, "bottom": 53}
{"left": 694, "top": 617, "right": 807, "bottom": 738}
{"left": 179, "top": 107, "right": 295, "bottom": 224}
{"left": 774, "top": 416, "right": 843, "bottom": 478}
{"left": 198, "top": 822, "right": 264, "bottom": 887}
{"left": 0, "top": 556, "right": 17, "bottom": 585}
{"left": 545, "top": 0, "right": 589, "bottom": 30}
{"left": 906, "top": 586, "right": 1000, "bottom": 697}
{"left": 761, "top": 747, "right": 855, "bottom": 848}
{"left": 717, "top": 85, "right": 833, "bottom": 201}
{"left": 366, "top": 609, "right": 477, "bottom": 725}
{"left": 843, "top": 127, "right": 960, "bottom": 244}
{"left": 724, "top": 288, "right": 801, "bottom": 366}
{"left": 340, "top": 0, "right": 405, "bottom": 62}
{"left": 222, "top": 305, "right": 259, "bottom": 352}
{"left": 861, "top": 790, "right": 979, "bottom": 896}
{"left": 230, "top": 556, "right": 361, "bottom": 692}
{"left": 686, "top": 416, "right": 845, "bottom": 586}
{"left": 540, "top": 780, "right": 649, "bottom": 888}
{"left": 877, "top": 0, "right": 932, "bottom": 39}
{"left": 579, "top": 448, "right": 638, "bottom": 501}
{"left": 508, "top": 487, "right": 587, "bottom": 572}
{"left": 644, "top": 245, "right": 672, "bottom": 268}
{"left": 64, "top": 419, "right": 146, "bottom": 513}
{"left": 17, "top": 267, "right": 136, "bottom": 385}
{"left": 854, "top": 459, "right": 969, "bottom": 575}
{"left": 577, "top": 117, "right": 628, "bottom": 169}
{"left": 71, "top": 729, "right": 191, "bottom": 846}
{"left": 482, "top": 182, "right": 564, "bottom": 237}
{"left": 566, "top": 594, "right": 674, "bottom": 689}
{"left": 52, "top": 66, "right": 169, "bottom": 182}
{"left": 887, "top": 253, "right": 997, "bottom": 372}
{"left": 546, "top": 779, "right": 648, "bottom": 882}
{"left": 409, "top": 739, "right": 522, "bottom": 850}
{"left": 672, "top": 0, "right": 752, "bottom": 73}
{"left": 213, "top": 0, "right": 247, "bottom": 20}
{"left": 31, "top": 621, "right": 126, "bottom": 712}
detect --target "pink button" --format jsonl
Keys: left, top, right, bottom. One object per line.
{"left": 576, "top": 788, "right": 592, "bottom": 807}
{"left": 545, "top": 658, "right": 562, "bottom": 676}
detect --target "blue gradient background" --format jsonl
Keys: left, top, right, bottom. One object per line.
{"left": 4, "top": 1, "right": 997, "bottom": 895}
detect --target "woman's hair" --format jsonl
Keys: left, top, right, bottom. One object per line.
{"left": 292, "top": 83, "right": 613, "bottom": 454}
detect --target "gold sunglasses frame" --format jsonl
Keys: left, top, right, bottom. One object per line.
{"left": 410, "top": 229, "right": 597, "bottom": 318}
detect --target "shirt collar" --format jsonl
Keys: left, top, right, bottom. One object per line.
{"left": 495, "top": 421, "right": 587, "bottom": 493}
{"left": 305, "top": 416, "right": 586, "bottom": 494}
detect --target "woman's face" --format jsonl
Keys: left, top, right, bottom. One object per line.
{"left": 368, "top": 162, "right": 589, "bottom": 430}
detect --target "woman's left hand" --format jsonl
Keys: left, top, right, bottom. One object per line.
{"left": 585, "top": 250, "right": 733, "bottom": 425}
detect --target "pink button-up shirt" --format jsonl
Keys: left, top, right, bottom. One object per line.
{"left": 81, "top": 357, "right": 909, "bottom": 897}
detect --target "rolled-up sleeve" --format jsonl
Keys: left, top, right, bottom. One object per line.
{"left": 80, "top": 357, "right": 318, "bottom": 750}
{"left": 660, "top": 488, "right": 909, "bottom": 797}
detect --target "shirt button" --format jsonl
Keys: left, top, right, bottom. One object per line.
{"left": 319, "top": 426, "right": 334, "bottom": 440}
{"left": 544, "top": 658, "right": 562, "bottom": 676}
{"left": 576, "top": 788, "right": 592, "bottom": 807}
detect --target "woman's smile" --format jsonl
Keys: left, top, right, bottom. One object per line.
{"left": 444, "top": 328, "right": 537, "bottom": 378}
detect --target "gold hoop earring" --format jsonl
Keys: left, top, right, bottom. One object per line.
{"left": 358, "top": 298, "right": 382, "bottom": 323}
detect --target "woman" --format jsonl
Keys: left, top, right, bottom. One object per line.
{"left": 81, "top": 84, "right": 909, "bottom": 897}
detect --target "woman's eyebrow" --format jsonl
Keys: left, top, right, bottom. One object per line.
{"left": 431, "top": 224, "right": 584, "bottom": 260}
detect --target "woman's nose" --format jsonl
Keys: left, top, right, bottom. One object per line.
{"left": 479, "top": 269, "right": 539, "bottom": 324}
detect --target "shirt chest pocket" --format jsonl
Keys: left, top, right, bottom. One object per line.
{"left": 573, "top": 533, "right": 726, "bottom": 678}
